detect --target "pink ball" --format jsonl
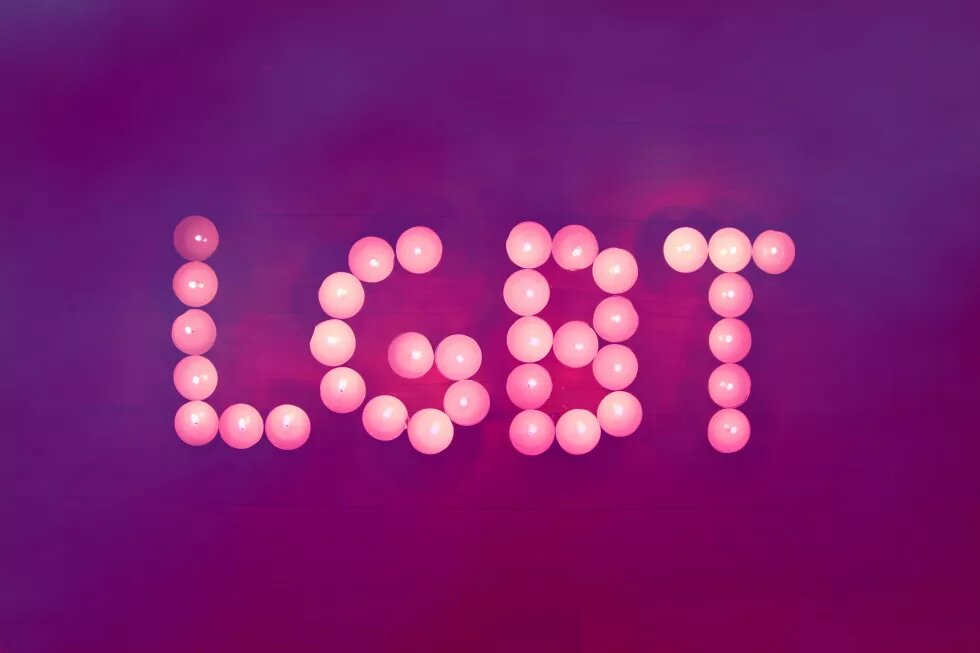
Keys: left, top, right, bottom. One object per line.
{"left": 708, "top": 227, "right": 752, "bottom": 272}
{"left": 173, "top": 355, "right": 218, "bottom": 400}
{"left": 592, "top": 247, "right": 638, "bottom": 294}
{"left": 388, "top": 332, "right": 434, "bottom": 379}
{"left": 219, "top": 403, "right": 264, "bottom": 449}
{"left": 503, "top": 269, "right": 550, "bottom": 316}
{"left": 443, "top": 380, "right": 491, "bottom": 426}
{"left": 708, "top": 408, "right": 750, "bottom": 453}
{"left": 318, "top": 272, "right": 365, "bottom": 319}
{"left": 265, "top": 404, "right": 311, "bottom": 451}
{"left": 362, "top": 395, "right": 409, "bottom": 441}
{"left": 320, "top": 367, "right": 366, "bottom": 413}
{"left": 592, "top": 344, "right": 638, "bottom": 390}
{"left": 172, "top": 261, "right": 218, "bottom": 307}
{"left": 505, "top": 363, "right": 553, "bottom": 410}
{"left": 708, "top": 318, "right": 752, "bottom": 363}
{"left": 663, "top": 227, "right": 707, "bottom": 273}
{"left": 407, "top": 408, "right": 454, "bottom": 454}
{"left": 592, "top": 296, "right": 639, "bottom": 343}
{"left": 506, "top": 221, "right": 552, "bottom": 268}
{"left": 174, "top": 400, "right": 219, "bottom": 446}
{"left": 597, "top": 391, "right": 643, "bottom": 437}
{"left": 553, "top": 321, "right": 599, "bottom": 368}
{"left": 708, "top": 273, "right": 753, "bottom": 318}
{"left": 509, "top": 410, "right": 555, "bottom": 456}
{"left": 708, "top": 363, "right": 751, "bottom": 408}
{"left": 552, "top": 225, "right": 599, "bottom": 270}
{"left": 396, "top": 226, "right": 442, "bottom": 274}
{"left": 310, "top": 319, "right": 356, "bottom": 367}
{"left": 435, "top": 334, "right": 482, "bottom": 380}
{"left": 173, "top": 215, "right": 219, "bottom": 261}
{"left": 171, "top": 309, "right": 216, "bottom": 355}
{"left": 555, "top": 409, "right": 601, "bottom": 455}
{"left": 348, "top": 236, "right": 395, "bottom": 282}
{"left": 506, "top": 316, "right": 553, "bottom": 363}
{"left": 753, "top": 230, "right": 796, "bottom": 274}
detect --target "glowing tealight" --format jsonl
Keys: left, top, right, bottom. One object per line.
{"left": 597, "top": 391, "right": 643, "bottom": 437}
{"left": 592, "top": 344, "right": 638, "bottom": 390}
{"left": 309, "top": 319, "right": 356, "bottom": 366}
{"left": 503, "top": 269, "right": 551, "bottom": 316}
{"left": 553, "top": 321, "right": 599, "bottom": 368}
{"left": 708, "top": 408, "right": 750, "bottom": 453}
{"left": 219, "top": 403, "right": 263, "bottom": 449}
{"left": 506, "top": 222, "right": 552, "bottom": 268}
{"left": 506, "top": 316, "right": 554, "bottom": 363}
{"left": 407, "top": 408, "right": 454, "bottom": 454}
{"left": 708, "top": 273, "right": 753, "bottom": 318}
{"left": 555, "top": 409, "right": 601, "bottom": 455}
{"left": 592, "top": 247, "right": 638, "bottom": 294}
{"left": 265, "top": 404, "right": 311, "bottom": 450}
{"left": 173, "top": 355, "right": 218, "bottom": 400}
{"left": 708, "top": 227, "right": 752, "bottom": 272}
{"left": 663, "top": 227, "right": 708, "bottom": 273}
{"left": 348, "top": 236, "right": 395, "bottom": 282}
{"left": 434, "top": 334, "right": 482, "bottom": 380}
{"left": 388, "top": 332, "right": 434, "bottom": 379}
{"left": 318, "top": 272, "right": 365, "bottom": 319}
{"left": 708, "top": 363, "right": 751, "bottom": 408}
{"left": 173, "top": 215, "right": 219, "bottom": 261}
{"left": 592, "top": 296, "right": 639, "bottom": 343}
{"left": 395, "top": 226, "right": 442, "bottom": 274}
{"left": 509, "top": 410, "right": 555, "bottom": 456}
{"left": 172, "top": 261, "right": 218, "bottom": 307}
{"left": 443, "top": 380, "right": 490, "bottom": 426}
{"left": 171, "top": 309, "right": 217, "bottom": 355}
{"left": 320, "top": 367, "right": 366, "bottom": 413}
{"left": 708, "top": 318, "right": 752, "bottom": 363}
{"left": 362, "top": 395, "right": 409, "bottom": 441}
{"left": 505, "top": 363, "right": 553, "bottom": 410}
{"left": 174, "top": 400, "right": 219, "bottom": 446}
{"left": 752, "top": 230, "right": 796, "bottom": 274}
{"left": 552, "top": 225, "right": 599, "bottom": 270}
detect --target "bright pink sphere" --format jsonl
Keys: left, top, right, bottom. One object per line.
{"left": 708, "top": 273, "right": 753, "bottom": 318}
{"left": 592, "top": 296, "right": 639, "bottom": 343}
{"left": 708, "top": 363, "right": 751, "bottom": 408}
{"left": 503, "top": 269, "right": 550, "bottom": 316}
{"left": 174, "top": 400, "right": 219, "bottom": 446}
{"left": 552, "top": 225, "right": 599, "bottom": 270}
{"left": 592, "top": 344, "right": 638, "bottom": 390}
{"left": 505, "top": 363, "right": 553, "bottom": 409}
{"left": 708, "top": 318, "right": 752, "bottom": 363}
{"left": 407, "top": 408, "right": 454, "bottom": 454}
{"left": 219, "top": 403, "right": 263, "bottom": 449}
{"left": 173, "top": 355, "right": 218, "bottom": 400}
{"left": 348, "top": 236, "right": 395, "bottom": 283}
{"left": 318, "top": 272, "right": 365, "bottom": 319}
{"left": 553, "top": 321, "right": 599, "bottom": 368}
{"left": 753, "top": 230, "right": 796, "bottom": 274}
{"left": 173, "top": 261, "right": 218, "bottom": 307}
{"left": 388, "top": 332, "right": 434, "bottom": 379}
{"left": 173, "top": 215, "right": 219, "bottom": 261}
{"left": 435, "top": 334, "right": 482, "bottom": 380}
{"left": 708, "top": 408, "right": 750, "bottom": 453}
{"left": 171, "top": 309, "right": 216, "bottom": 355}
{"left": 592, "top": 247, "right": 638, "bottom": 294}
{"left": 443, "top": 380, "right": 491, "bottom": 426}
{"left": 265, "top": 404, "right": 311, "bottom": 451}
{"left": 555, "top": 409, "right": 601, "bottom": 455}
{"left": 309, "top": 319, "right": 356, "bottom": 366}
{"left": 396, "top": 226, "right": 442, "bottom": 274}
{"left": 320, "top": 367, "right": 366, "bottom": 413}
{"left": 506, "top": 316, "right": 553, "bottom": 363}
{"left": 663, "top": 227, "right": 707, "bottom": 273}
{"left": 506, "top": 221, "right": 552, "bottom": 268}
{"left": 597, "top": 391, "right": 643, "bottom": 437}
{"left": 708, "top": 227, "right": 752, "bottom": 272}
{"left": 509, "top": 410, "right": 555, "bottom": 456}
{"left": 362, "top": 395, "right": 409, "bottom": 441}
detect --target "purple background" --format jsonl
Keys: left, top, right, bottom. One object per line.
{"left": 3, "top": 2, "right": 979, "bottom": 651}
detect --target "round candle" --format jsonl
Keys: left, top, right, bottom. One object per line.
{"left": 348, "top": 236, "right": 395, "bottom": 282}
{"left": 174, "top": 400, "right": 219, "bottom": 446}
{"left": 388, "top": 332, "right": 434, "bottom": 379}
{"left": 592, "top": 344, "right": 638, "bottom": 390}
{"left": 362, "top": 395, "right": 409, "bottom": 441}
{"left": 708, "top": 227, "right": 752, "bottom": 272}
{"left": 318, "top": 272, "right": 365, "bottom": 319}
{"left": 506, "top": 316, "right": 553, "bottom": 363}
{"left": 171, "top": 309, "right": 216, "bottom": 355}
{"left": 708, "top": 318, "right": 752, "bottom": 363}
{"left": 663, "top": 227, "right": 707, "bottom": 273}
{"left": 173, "top": 355, "right": 218, "bottom": 400}
{"left": 597, "top": 391, "right": 642, "bottom": 437}
{"left": 752, "top": 230, "right": 796, "bottom": 274}
{"left": 503, "top": 269, "right": 550, "bottom": 316}
{"left": 708, "top": 273, "right": 753, "bottom": 318}
{"left": 708, "top": 408, "right": 750, "bottom": 453}
{"left": 443, "top": 380, "right": 490, "bottom": 426}
{"left": 555, "top": 409, "right": 601, "bottom": 455}
{"left": 219, "top": 403, "right": 263, "bottom": 449}
{"left": 506, "top": 221, "right": 552, "bottom": 268}
{"left": 505, "top": 363, "right": 553, "bottom": 410}
{"left": 553, "top": 321, "right": 599, "bottom": 368}
{"left": 592, "top": 247, "right": 638, "bottom": 294}
{"left": 320, "top": 367, "right": 366, "bottom": 413}
{"left": 708, "top": 363, "right": 751, "bottom": 408}
{"left": 407, "top": 408, "right": 454, "bottom": 454}
{"left": 592, "top": 296, "right": 639, "bottom": 343}
{"left": 173, "top": 215, "right": 219, "bottom": 261}
{"left": 509, "top": 410, "right": 555, "bottom": 456}
{"left": 265, "top": 404, "right": 311, "bottom": 451}
{"left": 396, "top": 226, "right": 442, "bottom": 274}
{"left": 172, "top": 261, "right": 218, "bottom": 307}
{"left": 552, "top": 224, "right": 599, "bottom": 270}
{"left": 310, "top": 320, "right": 356, "bottom": 367}
{"left": 434, "top": 334, "right": 482, "bottom": 380}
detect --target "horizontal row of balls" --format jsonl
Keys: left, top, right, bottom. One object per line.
{"left": 663, "top": 227, "right": 795, "bottom": 275}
